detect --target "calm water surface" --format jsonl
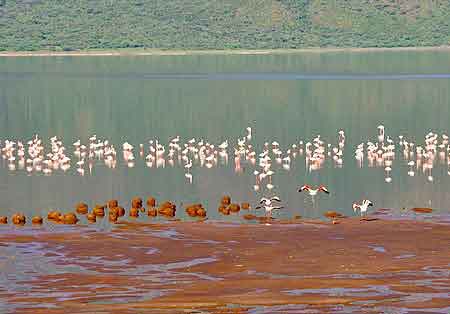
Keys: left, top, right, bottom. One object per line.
{"left": 1, "top": 51, "right": 450, "bottom": 222}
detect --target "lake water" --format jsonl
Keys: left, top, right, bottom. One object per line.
{"left": 1, "top": 51, "right": 450, "bottom": 223}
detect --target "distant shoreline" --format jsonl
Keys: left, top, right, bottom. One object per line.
{"left": 2, "top": 46, "right": 450, "bottom": 57}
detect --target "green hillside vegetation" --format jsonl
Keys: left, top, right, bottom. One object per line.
{"left": 1, "top": 0, "right": 450, "bottom": 51}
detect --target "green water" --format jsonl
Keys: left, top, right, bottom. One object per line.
{"left": 1, "top": 51, "right": 450, "bottom": 223}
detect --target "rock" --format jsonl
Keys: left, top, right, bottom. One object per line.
{"left": 324, "top": 211, "right": 344, "bottom": 219}
{"left": 158, "top": 207, "right": 176, "bottom": 217}
{"left": 146, "top": 197, "right": 156, "bottom": 207}
{"left": 294, "top": 215, "right": 302, "bottom": 219}
{"left": 75, "top": 202, "right": 89, "bottom": 214}
{"left": 32, "top": 216, "right": 43, "bottom": 224}
{"left": 129, "top": 207, "right": 139, "bottom": 217}
{"left": 110, "top": 206, "right": 125, "bottom": 217}
{"left": 197, "top": 208, "right": 207, "bottom": 217}
{"left": 228, "top": 203, "right": 240, "bottom": 213}
{"left": 158, "top": 201, "right": 176, "bottom": 217}
{"left": 62, "top": 213, "right": 78, "bottom": 224}
{"left": 243, "top": 214, "right": 257, "bottom": 220}
{"left": 0, "top": 216, "right": 7, "bottom": 224}
{"left": 159, "top": 201, "right": 176, "bottom": 210}
{"left": 218, "top": 205, "right": 230, "bottom": 215}
{"left": 186, "top": 206, "right": 198, "bottom": 217}
{"left": 107, "top": 199, "right": 118, "bottom": 209}
{"left": 87, "top": 213, "right": 96, "bottom": 222}
{"left": 185, "top": 204, "right": 206, "bottom": 217}
{"left": 109, "top": 213, "right": 118, "bottom": 223}
{"left": 221, "top": 195, "right": 231, "bottom": 206}
{"left": 241, "top": 202, "right": 250, "bottom": 210}
{"left": 147, "top": 207, "right": 157, "bottom": 217}
{"left": 131, "top": 197, "right": 143, "bottom": 209}
{"left": 12, "top": 213, "right": 26, "bottom": 225}
{"left": 48, "top": 210, "right": 62, "bottom": 221}
{"left": 93, "top": 206, "right": 105, "bottom": 217}
{"left": 411, "top": 207, "right": 433, "bottom": 213}
{"left": 109, "top": 206, "right": 119, "bottom": 216}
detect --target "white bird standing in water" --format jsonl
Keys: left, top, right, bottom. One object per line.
{"left": 352, "top": 199, "right": 373, "bottom": 216}
{"left": 298, "top": 185, "right": 330, "bottom": 196}
{"left": 256, "top": 196, "right": 283, "bottom": 218}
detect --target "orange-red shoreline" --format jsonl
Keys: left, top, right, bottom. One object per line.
{"left": 1, "top": 216, "right": 449, "bottom": 313}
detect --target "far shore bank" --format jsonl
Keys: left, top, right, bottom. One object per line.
{"left": 2, "top": 46, "right": 450, "bottom": 57}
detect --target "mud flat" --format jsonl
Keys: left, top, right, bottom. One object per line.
{"left": 0, "top": 216, "right": 449, "bottom": 313}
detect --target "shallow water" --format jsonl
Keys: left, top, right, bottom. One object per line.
{"left": 0, "top": 218, "right": 449, "bottom": 313}
{"left": 1, "top": 51, "right": 450, "bottom": 223}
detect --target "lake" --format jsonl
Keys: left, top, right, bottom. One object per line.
{"left": 1, "top": 50, "right": 450, "bottom": 223}
{"left": 1, "top": 50, "right": 450, "bottom": 314}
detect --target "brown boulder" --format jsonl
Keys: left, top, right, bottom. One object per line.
{"left": 228, "top": 203, "right": 240, "bottom": 213}
{"left": 48, "top": 210, "right": 62, "bottom": 221}
{"left": 129, "top": 207, "right": 139, "bottom": 217}
{"left": 241, "top": 202, "right": 250, "bottom": 210}
{"left": 12, "top": 213, "right": 26, "bottom": 225}
{"left": 131, "top": 197, "right": 143, "bottom": 209}
{"left": 87, "top": 213, "right": 96, "bottom": 222}
{"left": 148, "top": 207, "right": 157, "bottom": 217}
{"left": 158, "top": 201, "right": 176, "bottom": 217}
{"left": 197, "top": 208, "right": 207, "bottom": 217}
{"left": 185, "top": 204, "right": 206, "bottom": 217}
{"left": 159, "top": 208, "right": 175, "bottom": 217}
{"left": 93, "top": 206, "right": 105, "bottom": 217}
{"left": 218, "top": 205, "right": 230, "bottom": 215}
{"left": 221, "top": 195, "right": 231, "bottom": 206}
{"left": 32, "top": 216, "right": 43, "bottom": 224}
{"left": 75, "top": 203, "right": 89, "bottom": 214}
{"left": 146, "top": 197, "right": 156, "bottom": 207}
{"left": 108, "top": 199, "right": 118, "bottom": 209}
{"left": 159, "top": 201, "right": 176, "bottom": 210}
{"left": 109, "top": 213, "right": 118, "bottom": 223}
{"left": 110, "top": 206, "right": 125, "bottom": 217}
{"left": 62, "top": 213, "right": 78, "bottom": 224}
{"left": 0, "top": 216, "right": 7, "bottom": 224}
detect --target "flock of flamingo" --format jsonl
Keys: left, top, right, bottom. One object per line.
{"left": 1, "top": 125, "right": 449, "bottom": 183}
{"left": 0, "top": 125, "right": 448, "bottom": 221}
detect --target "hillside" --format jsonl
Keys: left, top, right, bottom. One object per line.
{"left": 1, "top": 0, "right": 450, "bottom": 51}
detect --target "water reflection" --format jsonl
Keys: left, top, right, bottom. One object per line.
{"left": 1, "top": 53, "right": 450, "bottom": 221}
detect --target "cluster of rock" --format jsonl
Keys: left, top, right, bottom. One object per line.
{"left": 0, "top": 196, "right": 179, "bottom": 226}
{"left": 217, "top": 195, "right": 250, "bottom": 215}
{"left": 185, "top": 204, "right": 207, "bottom": 217}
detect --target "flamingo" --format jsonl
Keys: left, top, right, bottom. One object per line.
{"left": 298, "top": 185, "right": 329, "bottom": 196}
{"left": 352, "top": 199, "right": 373, "bottom": 216}
{"left": 258, "top": 196, "right": 281, "bottom": 207}
{"left": 256, "top": 196, "right": 283, "bottom": 218}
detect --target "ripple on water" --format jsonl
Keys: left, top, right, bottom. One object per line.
{"left": 395, "top": 253, "right": 416, "bottom": 259}
{"left": 368, "top": 245, "right": 387, "bottom": 253}
{"left": 284, "top": 285, "right": 395, "bottom": 298}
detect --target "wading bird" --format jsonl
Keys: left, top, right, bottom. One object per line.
{"left": 352, "top": 199, "right": 373, "bottom": 216}
{"left": 298, "top": 185, "right": 330, "bottom": 196}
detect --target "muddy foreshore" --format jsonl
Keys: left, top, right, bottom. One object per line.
{"left": 0, "top": 216, "right": 449, "bottom": 314}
